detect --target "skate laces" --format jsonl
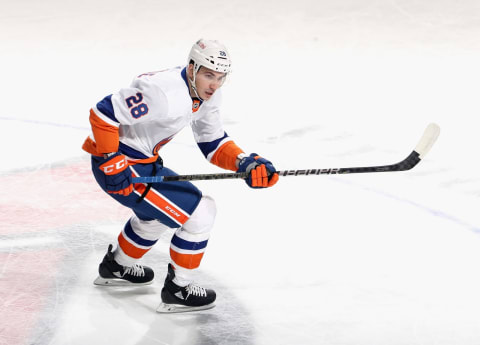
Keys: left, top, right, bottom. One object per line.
{"left": 185, "top": 284, "right": 207, "bottom": 297}
{"left": 123, "top": 264, "right": 145, "bottom": 277}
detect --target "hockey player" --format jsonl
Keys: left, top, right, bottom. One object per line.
{"left": 82, "top": 39, "right": 279, "bottom": 313}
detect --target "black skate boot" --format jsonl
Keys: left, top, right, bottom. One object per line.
{"left": 93, "top": 244, "right": 154, "bottom": 286}
{"left": 156, "top": 264, "right": 216, "bottom": 313}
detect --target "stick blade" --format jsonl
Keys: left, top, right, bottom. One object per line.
{"left": 414, "top": 123, "right": 440, "bottom": 159}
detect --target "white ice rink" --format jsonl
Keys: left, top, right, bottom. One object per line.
{"left": 1, "top": 0, "right": 480, "bottom": 344}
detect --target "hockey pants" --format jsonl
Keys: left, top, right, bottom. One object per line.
{"left": 91, "top": 156, "right": 216, "bottom": 274}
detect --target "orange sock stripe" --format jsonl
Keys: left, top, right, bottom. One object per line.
{"left": 210, "top": 141, "right": 244, "bottom": 171}
{"left": 169, "top": 248, "right": 204, "bottom": 269}
{"left": 118, "top": 233, "right": 150, "bottom": 259}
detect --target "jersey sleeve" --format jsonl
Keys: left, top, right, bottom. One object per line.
{"left": 191, "top": 106, "right": 244, "bottom": 171}
{"left": 82, "top": 96, "right": 120, "bottom": 155}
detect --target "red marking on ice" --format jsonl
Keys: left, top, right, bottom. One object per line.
{"left": 0, "top": 249, "right": 65, "bottom": 345}
{"left": 0, "top": 160, "right": 127, "bottom": 235}
{"left": 0, "top": 161, "right": 126, "bottom": 343}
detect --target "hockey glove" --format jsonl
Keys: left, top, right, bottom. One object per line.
{"left": 237, "top": 153, "right": 279, "bottom": 188}
{"left": 98, "top": 152, "right": 133, "bottom": 196}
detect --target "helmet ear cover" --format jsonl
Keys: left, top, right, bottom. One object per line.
{"left": 188, "top": 59, "right": 200, "bottom": 74}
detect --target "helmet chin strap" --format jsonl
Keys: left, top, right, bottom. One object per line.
{"left": 188, "top": 64, "right": 204, "bottom": 101}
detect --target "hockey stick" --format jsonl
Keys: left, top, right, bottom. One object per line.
{"left": 132, "top": 123, "right": 440, "bottom": 183}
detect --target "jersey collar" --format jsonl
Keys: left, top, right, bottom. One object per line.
{"left": 181, "top": 67, "right": 203, "bottom": 112}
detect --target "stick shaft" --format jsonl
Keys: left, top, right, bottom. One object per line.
{"left": 132, "top": 151, "right": 420, "bottom": 183}
{"left": 131, "top": 123, "right": 439, "bottom": 184}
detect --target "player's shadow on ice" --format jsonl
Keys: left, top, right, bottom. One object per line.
{"left": 92, "top": 248, "right": 257, "bottom": 345}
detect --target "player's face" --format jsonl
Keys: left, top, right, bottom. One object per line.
{"left": 190, "top": 66, "right": 226, "bottom": 100}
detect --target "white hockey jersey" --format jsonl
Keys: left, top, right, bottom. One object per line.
{"left": 82, "top": 66, "right": 243, "bottom": 171}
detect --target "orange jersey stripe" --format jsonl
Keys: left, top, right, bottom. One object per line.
{"left": 127, "top": 156, "right": 159, "bottom": 165}
{"left": 118, "top": 233, "right": 150, "bottom": 259}
{"left": 210, "top": 141, "right": 244, "bottom": 171}
{"left": 89, "top": 108, "right": 119, "bottom": 154}
{"left": 82, "top": 136, "right": 159, "bottom": 163}
{"left": 169, "top": 248, "right": 205, "bottom": 269}
{"left": 81, "top": 136, "right": 102, "bottom": 156}
{"left": 133, "top": 182, "right": 190, "bottom": 225}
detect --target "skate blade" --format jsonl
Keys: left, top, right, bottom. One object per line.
{"left": 93, "top": 276, "right": 153, "bottom": 286}
{"left": 156, "top": 302, "right": 216, "bottom": 314}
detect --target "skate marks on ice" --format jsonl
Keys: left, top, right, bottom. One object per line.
{"left": 261, "top": 123, "right": 480, "bottom": 232}
{"left": 0, "top": 161, "right": 256, "bottom": 345}
{"left": 1, "top": 223, "right": 256, "bottom": 345}
{"left": 0, "top": 115, "right": 89, "bottom": 131}
{"left": 45, "top": 239, "right": 256, "bottom": 345}
{"left": 330, "top": 176, "right": 480, "bottom": 234}
{"left": 264, "top": 125, "right": 326, "bottom": 144}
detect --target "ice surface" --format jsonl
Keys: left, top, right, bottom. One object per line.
{"left": 1, "top": 0, "right": 480, "bottom": 344}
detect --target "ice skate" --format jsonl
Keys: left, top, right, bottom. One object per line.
{"left": 156, "top": 264, "right": 216, "bottom": 313}
{"left": 93, "top": 244, "right": 154, "bottom": 286}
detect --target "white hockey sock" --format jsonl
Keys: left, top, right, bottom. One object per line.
{"left": 171, "top": 262, "right": 194, "bottom": 287}
{"left": 113, "top": 245, "right": 138, "bottom": 267}
{"left": 114, "top": 215, "right": 174, "bottom": 267}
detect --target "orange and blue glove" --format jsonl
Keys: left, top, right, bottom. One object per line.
{"left": 98, "top": 152, "right": 133, "bottom": 196}
{"left": 237, "top": 153, "right": 279, "bottom": 188}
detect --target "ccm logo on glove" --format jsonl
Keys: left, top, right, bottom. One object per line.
{"left": 98, "top": 153, "right": 133, "bottom": 196}
{"left": 100, "top": 155, "right": 129, "bottom": 175}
